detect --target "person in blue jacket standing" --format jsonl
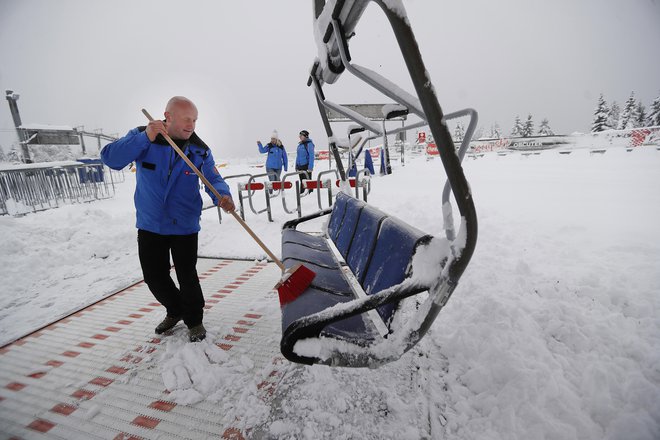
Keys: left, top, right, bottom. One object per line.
{"left": 295, "top": 130, "right": 315, "bottom": 192}
{"left": 257, "top": 130, "right": 288, "bottom": 187}
{"left": 101, "top": 96, "right": 234, "bottom": 343}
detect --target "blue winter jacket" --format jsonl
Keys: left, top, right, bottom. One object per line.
{"left": 257, "top": 142, "right": 288, "bottom": 171}
{"left": 101, "top": 127, "right": 231, "bottom": 235}
{"left": 295, "top": 139, "right": 315, "bottom": 169}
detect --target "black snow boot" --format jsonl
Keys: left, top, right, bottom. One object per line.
{"left": 155, "top": 315, "right": 182, "bottom": 334}
{"left": 188, "top": 324, "right": 206, "bottom": 342}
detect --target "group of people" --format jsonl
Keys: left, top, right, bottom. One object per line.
{"left": 256, "top": 129, "right": 315, "bottom": 190}
{"left": 100, "top": 96, "right": 319, "bottom": 343}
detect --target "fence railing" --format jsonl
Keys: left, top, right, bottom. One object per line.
{"left": 0, "top": 161, "right": 121, "bottom": 216}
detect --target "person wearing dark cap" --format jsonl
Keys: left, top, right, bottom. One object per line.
{"left": 295, "top": 130, "right": 315, "bottom": 193}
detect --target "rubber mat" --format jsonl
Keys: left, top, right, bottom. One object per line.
{"left": 0, "top": 258, "right": 286, "bottom": 440}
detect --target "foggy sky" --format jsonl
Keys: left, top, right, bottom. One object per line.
{"left": 1, "top": 0, "right": 659, "bottom": 159}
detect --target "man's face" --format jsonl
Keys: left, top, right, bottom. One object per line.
{"left": 165, "top": 103, "right": 198, "bottom": 140}
{"left": 299, "top": 134, "right": 305, "bottom": 141}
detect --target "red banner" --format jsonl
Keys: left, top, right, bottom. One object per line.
{"left": 316, "top": 150, "right": 330, "bottom": 160}
{"left": 630, "top": 129, "right": 652, "bottom": 147}
{"left": 426, "top": 143, "right": 439, "bottom": 156}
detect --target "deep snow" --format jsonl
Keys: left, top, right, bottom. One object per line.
{"left": 0, "top": 145, "right": 659, "bottom": 439}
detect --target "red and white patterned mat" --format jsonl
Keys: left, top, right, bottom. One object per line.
{"left": 0, "top": 258, "right": 286, "bottom": 440}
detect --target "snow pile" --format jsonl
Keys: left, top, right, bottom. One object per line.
{"left": 156, "top": 331, "right": 274, "bottom": 431}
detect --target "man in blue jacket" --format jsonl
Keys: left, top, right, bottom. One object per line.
{"left": 295, "top": 130, "right": 315, "bottom": 193}
{"left": 101, "top": 96, "right": 234, "bottom": 343}
{"left": 257, "top": 130, "right": 288, "bottom": 188}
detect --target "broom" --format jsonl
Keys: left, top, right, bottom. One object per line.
{"left": 142, "top": 109, "right": 315, "bottom": 305}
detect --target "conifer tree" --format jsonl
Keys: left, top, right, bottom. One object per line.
{"left": 521, "top": 114, "right": 534, "bottom": 137}
{"left": 490, "top": 122, "right": 502, "bottom": 139}
{"left": 538, "top": 118, "right": 554, "bottom": 136}
{"left": 618, "top": 92, "right": 637, "bottom": 130}
{"left": 607, "top": 101, "right": 620, "bottom": 130}
{"left": 453, "top": 121, "right": 465, "bottom": 142}
{"left": 592, "top": 93, "right": 610, "bottom": 132}
{"left": 511, "top": 115, "right": 523, "bottom": 137}
{"left": 634, "top": 102, "right": 647, "bottom": 128}
{"left": 6, "top": 144, "right": 20, "bottom": 162}
{"left": 648, "top": 94, "right": 660, "bottom": 127}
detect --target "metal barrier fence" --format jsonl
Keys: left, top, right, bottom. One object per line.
{"left": 0, "top": 161, "right": 120, "bottom": 216}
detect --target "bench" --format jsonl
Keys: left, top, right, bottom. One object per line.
{"left": 280, "top": 191, "right": 439, "bottom": 366}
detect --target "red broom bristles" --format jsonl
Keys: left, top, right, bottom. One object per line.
{"left": 277, "top": 264, "right": 316, "bottom": 306}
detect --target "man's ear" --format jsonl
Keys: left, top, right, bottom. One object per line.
{"left": 164, "top": 111, "right": 171, "bottom": 123}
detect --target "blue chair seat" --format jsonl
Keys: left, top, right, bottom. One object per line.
{"left": 282, "top": 229, "right": 330, "bottom": 252}
{"left": 282, "top": 242, "right": 338, "bottom": 268}
{"left": 283, "top": 258, "right": 353, "bottom": 294}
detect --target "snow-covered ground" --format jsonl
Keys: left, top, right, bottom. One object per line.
{"left": 1, "top": 145, "right": 659, "bottom": 439}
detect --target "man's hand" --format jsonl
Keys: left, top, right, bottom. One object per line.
{"left": 146, "top": 119, "right": 169, "bottom": 142}
{"left": 218, "top": 195, "right": 235, "bottom": 213}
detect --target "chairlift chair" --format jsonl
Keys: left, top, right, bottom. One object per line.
{"left": 278, "top": 0, "right": 478, "bottom": 367}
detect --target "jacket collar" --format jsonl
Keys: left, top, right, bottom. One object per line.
{"left": 136, "top": 125, "right": 209, "bottom": 150}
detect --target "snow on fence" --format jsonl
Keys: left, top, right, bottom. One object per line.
{"left": 0, "top": 160, "right": 122, "bottom": 216}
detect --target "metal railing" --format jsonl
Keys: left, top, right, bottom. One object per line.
{"left": 0, "top": 162, "right": 119, "bottom": 216}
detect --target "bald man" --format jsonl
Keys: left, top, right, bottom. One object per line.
{"left": 101, "top": 96, "right": 234, "bottom": 342}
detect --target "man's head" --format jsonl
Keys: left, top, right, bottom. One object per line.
{"left": 299, "top": 130, "right": 309, "bottom": 141}
{"left": 164, "top": 96, "right": 198, "bottom": 140}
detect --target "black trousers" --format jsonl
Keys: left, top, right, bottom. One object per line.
{"left": 296, "top": 164, "right": 312, "bottom": 193}
{"left": 137, "top": 229, "right": 204, "bottom": 328}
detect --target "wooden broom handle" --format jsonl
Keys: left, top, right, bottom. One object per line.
{"left": 141, "top": 109, "right": 285, "bottom": 271}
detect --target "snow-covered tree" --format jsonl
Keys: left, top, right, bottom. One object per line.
{"left": 649, "top": 94, "right": 660, "bottom": 127}
{"left": 472, "top": 126, "right": 485, "bottom": 141}
{"left": 453, "top": 121, "right": 465, "bottom": 142}
{"left": 618, "top": 92, "right": 637, "bottom": 130}
{"left": 607, "top": 101, "right": 620, "bottom": 131}
{"left": 490, "top": 122, "right": 502, "bottom": 139}
{"left": 6, "top": 144, "right": 20, "bottom": 162}
{"left": 592, "top": 93, "right": 611, "bottom": 133}
{"left": 511, "top": 115, "right": 523, "bottom": 137}
{"left": 521, "top": 114, "right": 534, "bottom": 137}
{"left": 634, "top": 102, "right": 647, "bottom": 128}
{"left": 537, "top": 118, "right": 554, "bottom": 136}
{"left": 0, "top": 146, "right": 6, "bottom": 162}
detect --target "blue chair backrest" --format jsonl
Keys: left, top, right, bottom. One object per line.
{"left": 361, "top": 217, "right": 431, "bottom": 323}
{"left": 333, "top": 195, "right": 366, "bottom": 258}
{"left": 327, "top": 192, "right": 349, "bottom": 241}
{"left": 345, "top": 204, "right": 387, "bottom": 283}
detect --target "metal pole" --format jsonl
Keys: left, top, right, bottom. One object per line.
{"left": 76, "top": 128, "right": 87, "bottom": 156}
{"left": 400, "top": 120, "right": 405, "bottom": 167}
{"left": 5, "top": 90, "right": 31, "bottom": 163}
{"left": 382, "top": 120, "right": 392, "bottom": 175}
